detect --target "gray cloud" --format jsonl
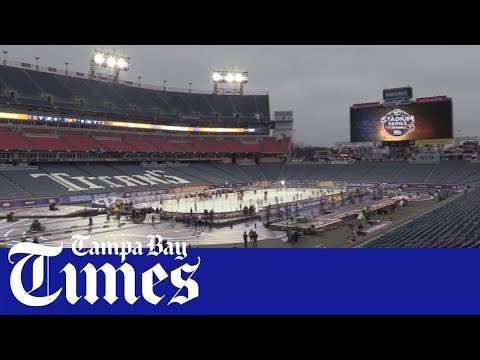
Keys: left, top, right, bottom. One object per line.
{"left": 0, "top": 45, "right": 476, "bottom": 145}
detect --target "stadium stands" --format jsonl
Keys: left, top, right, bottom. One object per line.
{"left": 1, "top": 168, "right": 74, "bottom": 197}
{"left": 0, "top": 132, "right": 34, "bottom": 151}
{"left": 0, "top": 62, "right": 287, "bottom": 158}
{"left": 26, "top": 135, "right": 71, "bottom": 151}
{"left": 363, "top": 189, "right": 480, "bottom": 248}
{"left": 0, "top": 160, "right": 480, "bottom": 201}
{"left": 0, "top": 171, "right": 33, "bottom": 199}
{"left": 259, "top": 163, "right": 284, "bottom": 181}
{"left": 211, "top": 164, "right": 254, "bottom": 182}
{"left": 0, "top": 125, "right": 288, "bottom": 154}
{"left": 391, "top": 163, "right": 437, "bottom": 183}
{"left": 360, "top": 161, "right": 407, "bottom": 182}
{"left": 425, "top": 160, "right": 468, "bottom": 183}
{"left": 239, "top": 164, "right": 267, "bottom": 181}
{"left": 0, "top": 64, "right": 270, "bottom": 121}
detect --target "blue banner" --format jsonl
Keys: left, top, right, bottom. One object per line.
{"left": 2, "top": 246, "right": 480, "bottom": 315}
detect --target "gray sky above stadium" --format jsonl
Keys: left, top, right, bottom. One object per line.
{"left": 0, "top": 45, "right": 477, "bottom": 146}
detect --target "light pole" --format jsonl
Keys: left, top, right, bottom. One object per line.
{"left": 138, "top": 76, "right": 142, "bottom": 88}
{"left": 35, "top": 57, "right": 40, "bottom": 71}
{"left": 65, "top": 62, "right": 69, "bottom": 75}
{"left": 163, "top": 80, "right": 167, "bottom": 91}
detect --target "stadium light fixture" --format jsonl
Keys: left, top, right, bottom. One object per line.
{"left": 212, "top": 70, "right": 248, "bottom": 95}
{"left": 234, "top": 73, "right": 244, "bottom": 82}
{"left": 89, "top": 50, "right": 131, "bottom": 83}
{"left": 117, "top": 58, "right": 127, "bottom": 69}
{"left": 212, "top": 70, "right": 248, "bottom": 84}
{"left": 91, "top": 50, "right": 130, "bottom": 71}
{"left": 94, "top": 53, "right": 105, "bottom": 64}
{"left": 106, "top": 57, "right": 117, "bottom": 67}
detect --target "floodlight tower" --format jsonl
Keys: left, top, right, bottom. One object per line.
{"left": 212, "top": 71, "right": 248, "bottom": 95}
{"left": 88, "top": 50, "right": 131, "bottom": 83}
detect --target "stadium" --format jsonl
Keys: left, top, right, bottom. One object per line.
{"left": 0, "top": 49, "right": 478, "bottom": 248}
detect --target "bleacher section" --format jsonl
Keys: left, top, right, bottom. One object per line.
{"left": 0, "top": 125, "right": 290, "bottom": 155}
{"left": 239, "top": 164, "right": 267, "bottom": 181}
{"left": 259, "top": 163, "right": 284, "bottom": 181}
{"left": 2, "top": 160, "right": 480, "bottom": 201}
{"left": 363, "top": 189, "right": 480, "bottom": 248}
{"left": 360, "top": 161, "right": 407, "bottom": 182}
{"left": 211, "top": 164, "right": 254, "bottom": 182}
{"left": 332, "top": 161, "right": 378, "bottom": 181}
{"left": 0, "top": 131, "right": 34, "bottom": 150}
{"left": 0, "top": 171, "right": 33, "bottom": 199}
{"left": 0, "top": 64, "right": 292, "bottom": 157}
{"left": 0, "top": 64, "right": 270, "bottom": 121}
{"left": 391, "top": 163, "right": 437, "bottom": 183}
{"left": 1, "top": 168, "right": 75, "bottom": 197}
{"left": 425, "top": 160, "right": 468, "bottom": 183}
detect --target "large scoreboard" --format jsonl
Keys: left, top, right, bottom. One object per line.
{"left": 350, "top": 96, "right": 453, "bottom": 144}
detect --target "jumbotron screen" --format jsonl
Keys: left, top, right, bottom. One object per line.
{"left": 350, "top": 99, "right": 453, "bottom": 143}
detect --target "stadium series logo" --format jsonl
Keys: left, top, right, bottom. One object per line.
{"left": 380, "top": 109, "right": 415, "bottom": 137}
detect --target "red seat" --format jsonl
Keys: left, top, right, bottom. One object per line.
{"left": 123, "top": 137, "right": 158, "bottom": 152}
{"left": 224, "top": 139, "right": 246, "bottom": 153}
{"left": 27, "top": 136, "right": 71, "bottom": 151}
{"left": 22, "top": 127, "right": 51, "bottom": 134}
{"left": 95, "top": 138, "right": 137, "bottom": 152}
{"left": 0, "top": 133, "right": 33, "bottom": 150}
{"left": 62, "top": 135, "right": 103, "bottom": 151}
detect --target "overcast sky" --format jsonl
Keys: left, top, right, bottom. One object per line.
{"left": 0, "top": 45, "right": 477, "bottom": 146}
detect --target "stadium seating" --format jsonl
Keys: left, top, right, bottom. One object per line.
{"left": 173, "top": 164, "right": 230, "bottom": 184}
{"left": 0, "top": 64, "right": 270, "bottom": 121}
{"left": 360, "top": 161, "right": 407, "bottom": 182}
{"left": 278, "top": 164, "right": 304, "bottom": 181}
{"left": 163, "top": 165, "right": 208, "bottom": 184}
{"left": 239, "top": 164, "right": 267, "bottom": 181}
{"left": 1, "top": 168, "right": 76, "bottom": 197}
{"left": 223, "top": 139, "right": 246, "bottom": 153}
{"left": 0, "top": 133, "right": 33, "bottom": 150}
{"left": 391, "top": 163, "right": 436, "bottom": 183}
{"left": 174, "top": 141, "right": 198, "bottom": 153}
{"left": 0, "top": 65, "right": 284, "bottom": 158}
{"left": 363, "top": 189, "right": 480, "bottom": 248}
{"left": 0, "top": 172, "right": 33, "bottom": 199}
{"left": 26, "top": 135, "right": 71, "bottom": 151}
{"left": 259, "top": 163, "right": 284, "bottom": 181}
{"left": 94, "top": 138, "right": 137, "bottom": 152}
{"left": 22, "top": 127, "right": 51, "bottom": 134}
{"left": 191, "top": 163, "right": 244, "bottom": 183}
{"left": 123, "top": 136, "right": 158, "bottom": 152}
{"left": 61, "top": 134, "right": 102, "bottom": 151}
{"left": 1, "top": 160, "right": 480, "bottom": 200}
{"left": 425, "top": 160, "right": 467, "bottom": 183}
{"left": 0, "top": 66, "right": 40, "bottom": 96}
{"left": 211, "top": 164, "right": 253, "bottom": 182}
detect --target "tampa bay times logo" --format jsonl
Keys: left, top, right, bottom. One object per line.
{"left": 380, "top": 109, "right": 415, "bottom": 137}
{"left": 7, "top": 235, "right": 201, "bottom": 307}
